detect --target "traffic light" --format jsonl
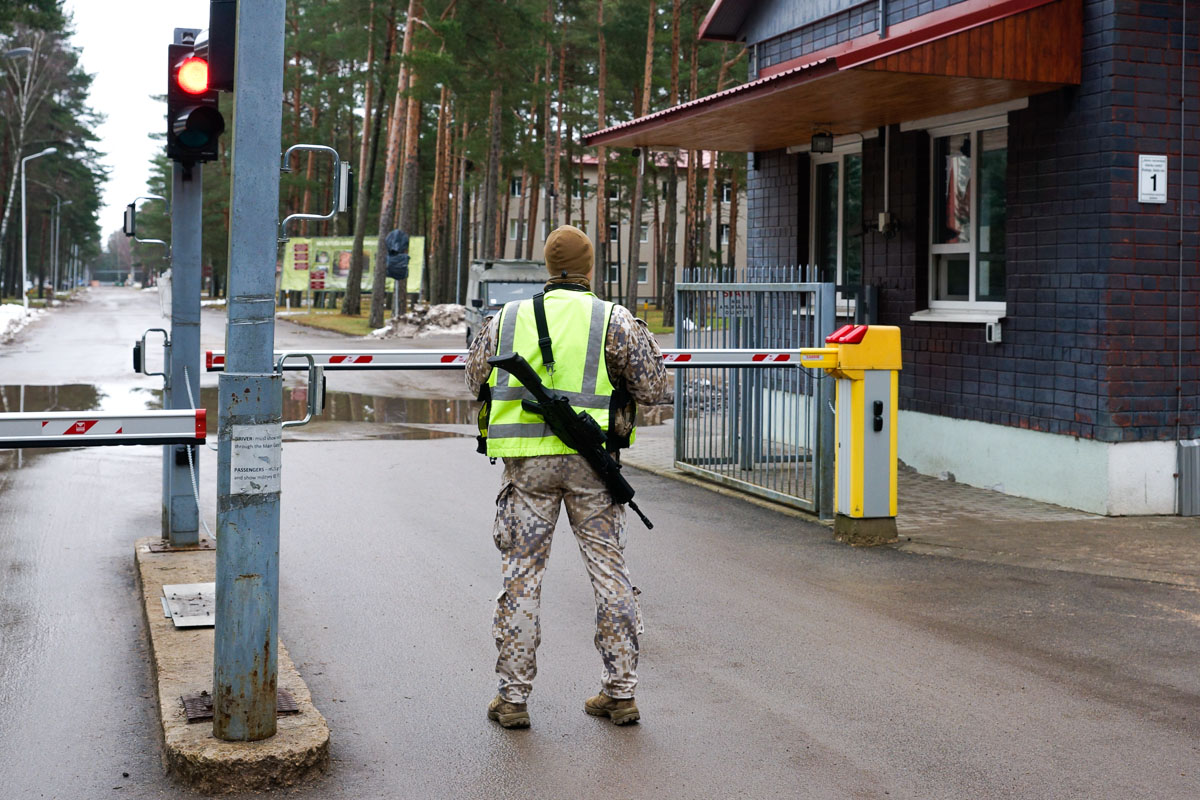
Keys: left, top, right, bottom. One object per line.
{"left": 166, "top": 43, "right": 225, "bottom": 164}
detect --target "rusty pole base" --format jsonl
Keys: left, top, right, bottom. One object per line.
{"left": 134, "top": 537, "right": 330, "bottom": 793}
{"left": 833, "top": 514, "right": 899, "bottom": 547}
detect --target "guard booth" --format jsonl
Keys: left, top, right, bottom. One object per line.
{"left": 802, "top": 324, "right": 901, "bottom": 545}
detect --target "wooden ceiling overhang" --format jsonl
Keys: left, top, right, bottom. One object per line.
{"left": 583, "top": 0, "right": 1082, "bottom": 153}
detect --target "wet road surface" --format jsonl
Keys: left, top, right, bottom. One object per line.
{"left": 1, "top": 288, "right": 1198, "bottom": 799}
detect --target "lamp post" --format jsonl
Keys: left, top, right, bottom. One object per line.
{"left": 52, "top": 196, "right": 72, "bottom": 294}
{"left": 20, "top": 146, "right": 56, "bottom": 310}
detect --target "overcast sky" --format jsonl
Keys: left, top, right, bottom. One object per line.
{"left": 64, "top": 0, "right": 211, "bottom": 242}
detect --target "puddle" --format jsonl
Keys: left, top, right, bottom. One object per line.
{"left": 0, "top": 383, "right": 673, "bottom": 451}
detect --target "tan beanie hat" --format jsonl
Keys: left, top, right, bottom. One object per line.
{"left": 544, "top": 224, "right": 593, "bottom": 287}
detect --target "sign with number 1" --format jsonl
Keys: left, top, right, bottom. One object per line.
{"left": 1138, "top": 155, "right": 1167, "bottom": 204}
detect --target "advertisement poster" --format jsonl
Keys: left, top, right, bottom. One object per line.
{"left": 280, "top": 236, "right": 425, "bottom": 294}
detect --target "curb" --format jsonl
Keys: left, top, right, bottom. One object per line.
{"left": 135, "top": 537, "right": 330, "bottom": 793}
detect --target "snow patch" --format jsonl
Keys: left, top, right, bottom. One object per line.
{"left": 0, "top": 305, "right": 42, "bottom": 344}
{"left": 369, "top": 303, "right": 468, "bottom": 339}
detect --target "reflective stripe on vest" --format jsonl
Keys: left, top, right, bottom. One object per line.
{"left": 486, "top": 291, "right": 614, "bottom": 457}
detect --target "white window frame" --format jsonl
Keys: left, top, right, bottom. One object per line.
{"left": 637, "top": 262, "right": 648, "bottom": 284}
{"left": 639, "top": 222, "right": 649, "bottom": 243}
{"left": 922, "top": 119, "right": 1007, "bottom": 319}
{"left": 607, "top": 262, "right": 620, "bottom": 283}
{"left": 808, "top": 141, "right": 861, "bottom": 288}
{"left": 608, "top": 222, "right": 619, "bottom": 242}
{"left": 573, "top": 177, "right": 589, "bottom": 199}
{"left": 508, "top": 219, "right": 528, "bottom": 241}
{"left": 510, "top": 176, "right": 523, "bottom": 198}
{"left": 718, "top": 223, "right": 730, "bottom": 245}
{"left": 721, "top": 182, "right": 732, "bottom": 203}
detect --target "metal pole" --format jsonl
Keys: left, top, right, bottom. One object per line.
{"left": 213, "top": 0, "right": 285, "bottom": 742}
{"left": 20, "top": 157, "right": 28, "bottom": 310}
{"left": 165, "top": 151, "right": 203, "bottom": 545}
{"left": 51, "top": 196, "right": 59, "bottom": 295}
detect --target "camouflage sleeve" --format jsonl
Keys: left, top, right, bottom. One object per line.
{"left": 606, "top": 304, "right": 670, "bottom": 405}
{"left": 464, "top": 314, "right": 498, "bottom": 398}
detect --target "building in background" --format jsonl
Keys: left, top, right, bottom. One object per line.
{"left": 470, "top": 153, "right": 747, "bottom": 307}
{"left": 586, "top": 0, "right": 1199, "bottom": 516}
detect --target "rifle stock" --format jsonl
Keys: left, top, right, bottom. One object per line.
{"left": 488, "top": 351, "right": 653, "bottom": 529}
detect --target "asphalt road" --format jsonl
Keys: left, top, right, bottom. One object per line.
{"left": 1, "top": 288, "right": 1198, "bottom": 799}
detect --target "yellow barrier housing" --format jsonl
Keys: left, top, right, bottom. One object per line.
{"left": 800, "top": 324, "right": 901, "bottom": 546}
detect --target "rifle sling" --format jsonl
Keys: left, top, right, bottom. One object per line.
{"left": 532, "top": 292, "right": 555, "bottom": 372}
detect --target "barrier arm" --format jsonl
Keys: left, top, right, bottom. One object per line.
{"left": 205, "top": 348, "right": 819, "bottom": 371}
{"left": 0, "top": 409, "right": 206, "bottom": 449}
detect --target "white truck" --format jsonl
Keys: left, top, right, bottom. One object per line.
{"left": 463, "top": 259, "right": 547, "bottom": 345}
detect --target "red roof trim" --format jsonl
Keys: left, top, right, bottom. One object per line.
{"left": 839, "top": 0, "right": 1057, "bottom": 70}
{"left": 584, "top": 0, "right": 1067, "bottom": 147}
{"left": 583, "top": 59, "right": 833, "bottom": 146}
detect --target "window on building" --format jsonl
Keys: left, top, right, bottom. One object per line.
{"left": 721, "top": 182, "right": 732, "bottom": 203}
{"left": 810, "top": 150, "right": 862, "bottom": 286}
{"left": 573, "top": 178, "right": 589, "bottom": 199}
{"left": 508, "top": 219, "right": 528, "bottom": 241}
{"left": 510, "top": 176, "right": 522, "bottom": 198}
{"left": 930, "top": 126, "right": 1006, "bottom": 307}
{"left": 575, "top": 220, "right": 588, "bottom": 234}
{"left": 608, "top": 186, "right": 620, "bottom": 202}
{"left": 638, "top": 262, "right": 648, "bottom": 284}
{"left": 608, "top": 222, "right": 619, "bottom": 242}
{"left": 639, "top": 223, "right": 649, "bottom": 243}
{"left": 719, "top": 223, "right": 730, "bottom": 245}
{"left": 607, "top": 262, "right": 620, "bottom": 283}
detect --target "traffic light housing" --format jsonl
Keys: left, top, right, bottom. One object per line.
{"left": 166, "top": 43, "right": 225, "bottom": 164}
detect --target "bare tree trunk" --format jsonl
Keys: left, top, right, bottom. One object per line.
{"left": 369, "top": 0, "right": 420, "bottom": 329}
{"left": 727, "top": 165, "right": 739, "bottom": 270}
{"left": 344, "top": 0, "right": 384, "bottom": 316}
{"left": 594, "top": 0, "right": 608, "bottom": 299}
{"left": 525, "top": 172, "right": 540, "bottom": 260}
{"left": 541, "top": 0, "right": 554, "bottom": 245}
{"left": 396, "top": 91, "right": 422, "bottom": 314}
{"left": 481, "top": 87, "right": 501, "bottom": 262}
{"left": 624, "top": 1, "right": 656, "bottom": 309}
{"left": 551, "top": 36, "right": 566, "bottom": 229}
{"left": 499, "top": 168, "right": 511, "bottom": 258}
{"left": 429, "top": 84, "right": 450, "bottom": 302}
{"left": 662, "top": 0, "right": 681, "bottom": 324}
{"left": 682, "top": 7, "right": 700, "bottom": 278}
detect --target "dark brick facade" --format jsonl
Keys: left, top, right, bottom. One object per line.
{"left": 756, "top": 0, "right": 972, "bottom": 71}
{"left": 745, "top": 0, "right": 1200, "bottom": 443}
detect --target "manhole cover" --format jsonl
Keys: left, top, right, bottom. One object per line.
{"left": 162, "top": 582, "right": 215, "bottom": 628}
{"left": 180, "top": 689, "right": 300, "bottom": 723}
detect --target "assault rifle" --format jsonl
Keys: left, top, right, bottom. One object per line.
{"left": 487, "top": 351, "right": 653, "bottom": 529}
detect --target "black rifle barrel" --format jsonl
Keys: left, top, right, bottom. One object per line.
{"left": 488, "top": 352, "right": 653, "bottom": 529}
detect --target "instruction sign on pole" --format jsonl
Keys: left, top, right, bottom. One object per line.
{"left": 1138, "top": 155, "right": 1167, "bottom": 204}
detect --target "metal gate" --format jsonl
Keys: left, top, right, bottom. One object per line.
{"left": 674, "top": 266, "right": 836, "bottom": 517}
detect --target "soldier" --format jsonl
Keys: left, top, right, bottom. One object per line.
{"left": 465, "top": 224, "right": 669, "bottom": 728}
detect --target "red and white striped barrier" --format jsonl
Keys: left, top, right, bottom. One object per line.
{"left": 0, "top": 409, "right": 206, "bottom": 449}
{"left": 206, "top": 348, "right": 811, "bottom": 372}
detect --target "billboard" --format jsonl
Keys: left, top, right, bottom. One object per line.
{"left": 280, "top": 236, "right": 425, "bottom": 294}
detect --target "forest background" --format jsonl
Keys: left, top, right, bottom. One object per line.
{"left": 130, "top": 0, "right": 748, "bottom": 328}
{"left": 0, "top": 0, "right": 105, "bottom": 303}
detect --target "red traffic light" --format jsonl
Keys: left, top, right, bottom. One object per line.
{"left": 176, "top": 56, "right": 209, "bottom": 94}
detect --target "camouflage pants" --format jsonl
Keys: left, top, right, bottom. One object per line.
{"left": 492, "top": 454, "right": 641, "bottom": 703}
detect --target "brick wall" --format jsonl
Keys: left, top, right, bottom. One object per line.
{"left": 744, "top": 0, "right": 1200, "bottom": 442}
{"left": 756, "top": 0, "right": 972, "bottom": 73}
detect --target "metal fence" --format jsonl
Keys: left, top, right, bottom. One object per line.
{"left": 674, "top": 265, "right": 837, "bottom": 517}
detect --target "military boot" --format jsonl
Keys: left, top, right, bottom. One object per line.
{"left": 584, "top": 693, "right": 640, "bottom": 725}
{"left": 487, "top": 695, "right": 530, "bottom": 728}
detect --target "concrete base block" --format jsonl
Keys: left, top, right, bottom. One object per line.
{"left": 834, "top": 515, "right": 898, "bottom": 547}
{"left": 135, "top": 537, "right": 329, "bottom": 793}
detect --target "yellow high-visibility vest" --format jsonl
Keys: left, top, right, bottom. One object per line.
{"left": 486, "top": 290, "right": 620, "bottom": 458}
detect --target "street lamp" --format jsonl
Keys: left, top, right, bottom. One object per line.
{"left": 20, "top": 146, "right": 56, "bottom": 311}
{"left": 3, "top": 47, "right": 33, "bottom": 60}
{"left": 52, "top": 196, "right": 72, "bottom": 294}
